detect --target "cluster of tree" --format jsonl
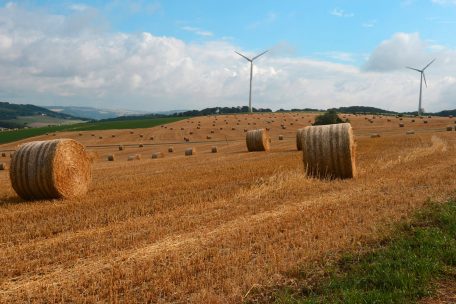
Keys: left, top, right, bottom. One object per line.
{"left": 312, "top": 110, "right": 349, "bottom": 126}
{"left": 173, "top": 106, "right": 272, "bottom": 117}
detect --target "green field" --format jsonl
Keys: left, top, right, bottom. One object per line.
{"left": 0, "top": 117, "right": 187, "bottom": 144}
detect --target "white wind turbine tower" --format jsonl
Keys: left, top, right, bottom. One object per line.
{"left": 406, "top": 58, "right": 436, "bottom": 116}
{"left": 235, "top": 50, "right": 268, "bottom": 113}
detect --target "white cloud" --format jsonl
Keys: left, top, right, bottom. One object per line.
{"left": 330, "top": 8, "right": 354, "bottom": 18}
{"left": 181, "top": 26, "right": 213, "bottom": 37}
{"left": 362, "top": 20, "right": 377, "bottom": 28}
{"left": 0, "top": 5, "right": 455, "bottom": 113}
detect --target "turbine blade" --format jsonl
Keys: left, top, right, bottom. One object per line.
{"left": 422, "top": 58, "right": 436, "bottom": 71}
{"left": 234, "top": 51, "right": 251, "bottom": 62}
{"left": 252, "top": 50, "right": 269, "bottom": 61}
{"left": 423, "top": 72, "right": 428, "bottom": 87}
{"left": 406, "top": 66, "right": 422, "bottom": 72}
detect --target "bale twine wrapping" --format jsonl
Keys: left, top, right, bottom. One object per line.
{"left": 0, "top": 162, "right": 8, "bottom": 170}
{"left": 211, "top": 146, "right": 218, "bottom": 153}
{"left": 300, "top": 123, "right": 356, "bottom": 179}
{"left": 107, "top": 154, "right": 115, "bottom": 161}
{"left": 152, "top": 152, "right": 164, "bottom": 159}
{"left": 296, "top": 128, "right": 306, "bottom": 151}
{"left": 185, "top": 147, "right": 196, "bottom": 156}
{"left": 246, "top": 129, "right": 271, "bottom": 152}
{"left": 9, "top": 139, "right": 91, "bottom": 200}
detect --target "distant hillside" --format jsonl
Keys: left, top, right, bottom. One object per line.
{"left": 102, "top": 106, "right": 273, "bottom": 122}
{"left": 329, "top": 106, "right": 397, "bottom": 115}
{"left": 0, "top": 102, "right": 83, "bottom": 120}
{"left": 434, "top": 109, "right": 456, "bottom": 117}
{"left": 0, "top": 102, "right": 87, "bottom": 129}
{"left": 45, "top": 105, "right": 151, "bottom": 120}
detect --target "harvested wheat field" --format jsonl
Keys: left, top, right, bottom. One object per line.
{"left": 0, "top": 113, "right": 456, "bottom": 303}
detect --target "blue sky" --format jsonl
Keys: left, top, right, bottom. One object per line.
{"left": 0, "top": 1, "right": 455, "bottom": 112}
{"left": 26, "top": 0, "right": 456, "bottom": 64}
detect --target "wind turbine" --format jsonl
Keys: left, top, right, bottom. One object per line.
{"left": 406, "top": 58, "right": 436, "bottom": 116}
{"left": 235, "top": 50, "right": 268, "bottom": 113}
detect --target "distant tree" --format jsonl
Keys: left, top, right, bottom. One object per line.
{"left": 312, "top": 110, "right": 347, "bottom": 126}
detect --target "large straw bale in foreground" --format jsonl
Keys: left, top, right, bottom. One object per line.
{"left": 300, "top": 123, "right": 356, "bottom": 179}
{"left": 246, "top": 129, "right": 270, "bottom": 152}
{"left": 9, "top": 139, "right": 92, "bottom": 200}
{"left": 296, "top": 128, "right": 306, "bottom": 151}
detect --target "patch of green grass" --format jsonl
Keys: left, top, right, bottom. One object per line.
{"left": 274, "top": 201, "right": 456, "bottom": 304}
{"left": 0, "top": 117, "right": 187, "bottom": 144}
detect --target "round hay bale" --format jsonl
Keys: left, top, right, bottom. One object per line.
{"left": 149, "top": 136, "right": 154, "bottom": 140}
{"left": 446, "top": 126, "right": 453, "bottom": 131}
{"left": 139, "top": 144, "right": 144, "bottom": 148}
{"left": 211, "top": 146, "right": 218, "bottom": 153}
{"left": 79, "top": 133, "right": 83, "bottom": 136}
{"left": 99, "top": 136, "right": 103, "bottom": 139}
{"left": 139, "top": 134, "right": 143, "bottom": 138}
{"left": 207, "top": 135, "right": 212, "bottom": 139}
{"left": 152, "top": 152, "right": 164, "bottom": 159}
{"left": 127, "top": 154, "right": 141, "bottom": 161}
{"left": 185, "top": 147, "right": 196, "bottom": 156}
{"left": 0, "top": 162, "right": 8, "bottom": 170}
{"left": 424, "top": 120, "right": 428, "bottom": 124}
{"left": 111, "top": 135, "right": 115, "bottom": 138}
{"left": 130, "top": 131, "right": 134, "bottom": 134}
{"left": 278, "top": 135, "right": 284, "bottom": 140}
{"left": 301, "top": 123, "right": 356, "bottom": 179}
{"left": 1, "top": 152, "right": 5, "bottom": 157}
{"left": 107, "top": 154, "right": 115, "bottom": 161}
{"left": 246, "top": 129, "right": 271, "bottom": 152}
{"left": 9, "top": 139, "right": 92, "bottom": 200}
{"left": 406, "top": 130, "right": 415, "bottom": 135}
{"left": 370, "top": 133, "right": 381, "bottom": 138}
{"left": 168, "top": 146, "right": 174, "bottom": 153}
{"left": 87, "top": 151, "right": 99, "bottom": 162}
{"left": 399, "top": 123, "right": 404, "bottom": 128}
{"left": 296, "top": 128, "right": 306, "bottom": 151}
{"left": 118, "top": 145, "right": 124, "bottom": 151}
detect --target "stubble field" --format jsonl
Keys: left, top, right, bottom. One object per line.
{"left": 0, "top": 112, "right": 455, "bottom": 303}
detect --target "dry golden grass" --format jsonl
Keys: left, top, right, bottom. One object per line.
{"left": 0, "top": 113, "right": 455, "bottom": 303}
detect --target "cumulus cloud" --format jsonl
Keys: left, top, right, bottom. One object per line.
{"left": 0, "top": 4, "right": 455, "bottom": 113}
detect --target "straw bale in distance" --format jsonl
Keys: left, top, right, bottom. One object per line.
{"left": 152, "top": 152, "right": 164, "bottom": 159}
{"left": 399, "top": 123, "right": 404, "bottom": 127}
{"left": 246, "top": 129, "right": 271, "bottom": 152}
{"left": 446, "top": 126, "right": 453, "bottom": 131}
{"left": 185, "top": 147, "right": 196, "bottom": 156}
{"left": 300, "top": 123, "right": 356, "bottom": 179}
{"left": 211, "top": 146, "right": 218, "bottom": 153}
{"left": 279, "top": 135, "right": 284, "bottom": 140}
{"left": 118, "top": 145, "right": 124, "bottom": 151}
{"left": 127, "top": 154, "right": 141, "bottom": 161}
{"left": 370, "top": 133, "right": 381, "bottom": 138}
{"left": 1, "top": 152, "right": 5, "bottom": 157}
{"left": 406, "top": 130, "right": 415, "bottom": 135}
{"left": 0, "top": 162, "right": 8, "bottom": 170}
{"left": 168, "top": 146, "right": 174, "bottom": 153}
{"left": 9, "top": 139, "right": 92, "bottom": 200}
{"left": 107, "top": 154, "right": 115, "bottom": 161}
